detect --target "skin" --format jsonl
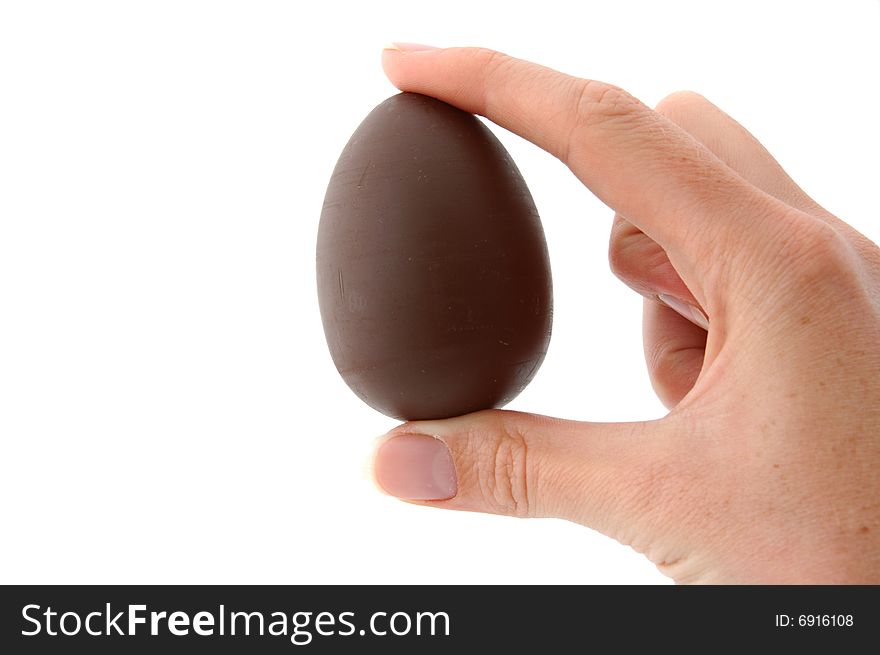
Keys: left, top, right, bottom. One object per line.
{"left": 374, "top": 44, "right": 880, "bottom": 583}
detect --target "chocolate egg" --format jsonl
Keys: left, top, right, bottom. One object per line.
{"left": 317, "top": 92, "right": 552, "bottom": 420}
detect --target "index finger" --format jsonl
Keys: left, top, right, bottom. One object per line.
{"left": 381, "top": 46, "right": 792, "bottom": 281}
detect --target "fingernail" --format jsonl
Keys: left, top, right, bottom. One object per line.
{"left": 373, "top": 434, "right": 457, "bottom": 500}
{"left": 658, "top": 293, "right": 710, "bottom": 331}
{"left": 384, "top": 42, "right": 439, "bottom": 52}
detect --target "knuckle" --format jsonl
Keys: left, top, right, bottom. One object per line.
{"left": 609, "top": 215, "right": 688, "bottom": 297}
{"left": 776, "top": 216, "right": 861, "bottom": 293}
{"left": 795, "top": 220, "right": 853, "bottom": 266}
{"left": 669, "top": 185, "right": 781, "bottom": 293}
{"left": 473, "top": 48, "right": 520, "bottom": 118}
{"left": 607, "top": 221, "right": 640, "bottom": 280}
{"left": 468, "top": 414, "right": 536, "bottom": 518}
{"left": 565, "top": 79, "right": 645, "bottom": 161}
{"left": 476, "top": 48, "right": 514, "bottom": 88}
{"left": 608, "top": 222, "right": 674, "bottom": 292}
{"left": 475, "top": 47, "right": 506, "bottom": 73}
{"left": 575, "top": 79, "right": 640, "bottom": 125}
{"left": 646, "top": 342, "right": 703, "bottom": 407}
{"left": 647, "top": 342, "right": 701, "bottom": 387}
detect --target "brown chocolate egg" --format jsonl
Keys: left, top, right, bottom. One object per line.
{"left": 317, "top": 92, "right": 552, "bottom": 420}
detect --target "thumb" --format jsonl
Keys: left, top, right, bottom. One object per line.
{"left": 372, "top": 409, "right": 686, "bottom": 541}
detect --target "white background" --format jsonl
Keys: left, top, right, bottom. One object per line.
{"left": 1, "top": 0, "right": 877, "bottom": 584}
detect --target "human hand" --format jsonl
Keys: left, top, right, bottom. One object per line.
{"left": 372, "top": 45, "right": 880, "bottom": 583}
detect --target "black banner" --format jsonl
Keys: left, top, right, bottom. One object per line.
{"left": 1, "top": 585, "right": 876, "bottom": 652}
